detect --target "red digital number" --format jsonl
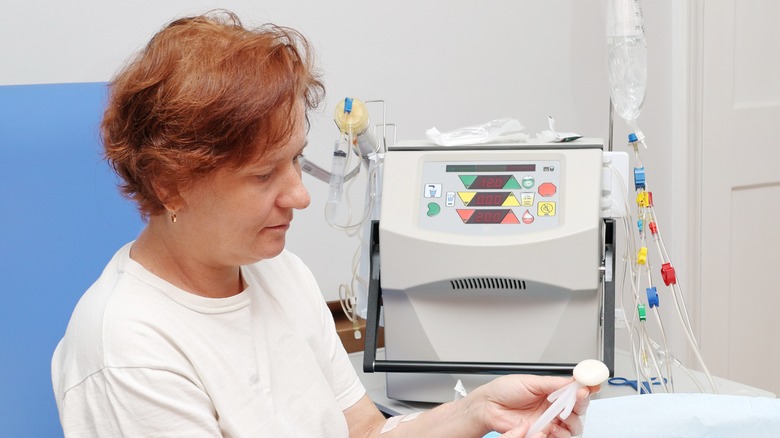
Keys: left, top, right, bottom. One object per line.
{"left": 474, "top": 193, "right": 504, "bottom": 206}
{"left": 472, "top": 210, "right": 504, "bottom": 223}
{"left": 484, "top": 177, "right": 502, "bottom": 188}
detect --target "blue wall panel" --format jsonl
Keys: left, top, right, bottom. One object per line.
{"left": 0, "top": 83, "right": 144, "bottom": 437}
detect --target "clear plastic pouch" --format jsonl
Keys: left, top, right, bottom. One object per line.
{"left": 426, "top": 117, "right": 527, "bottom": 146}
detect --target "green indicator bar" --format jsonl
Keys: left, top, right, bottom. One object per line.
{"left": 459, "top": 175, "right": 478, "bottom": 188}
{"left": 503, "top": 176, "right": 521, "bottom": 189}
{"left": 447, "top": 165, "right": 477, "bottom": 172}
{"left": 446, "top": 164, "right": 536, "bottom": 172}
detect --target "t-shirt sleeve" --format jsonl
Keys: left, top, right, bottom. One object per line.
{"left": 290, "top": 253, "right": 367, "bottom": 411}
{"left": 315, "top": 291, "right": 366, "bottom": 410}
{"left": 59, "top": 367, "right": 221, "bottom": 437}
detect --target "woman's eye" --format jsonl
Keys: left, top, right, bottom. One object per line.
{"left": 256, "top": 173, "right": 272, "bottom": 182}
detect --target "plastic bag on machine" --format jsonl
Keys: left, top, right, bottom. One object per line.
{"left": 426, "top": 117, "right": 527, "bottom": 146}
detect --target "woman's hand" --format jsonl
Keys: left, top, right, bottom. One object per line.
{"left": 472, "top": 374, "right": 599, "bottom": 438}
{"left": 347, "top": 374, "right": 599, "bottom": 438}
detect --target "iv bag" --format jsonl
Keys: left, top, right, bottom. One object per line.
{"left": 606, "top": 0, "right": 647, "bottom": 124}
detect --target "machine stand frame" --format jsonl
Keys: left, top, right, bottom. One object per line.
{"left": 363, "top": 220, "right": 616, "bottom": 377}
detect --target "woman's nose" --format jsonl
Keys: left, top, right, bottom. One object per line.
{"left": 279, "top": 166, "right": 311, "bottom": 210}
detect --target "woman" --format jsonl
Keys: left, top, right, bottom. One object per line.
{"left": 51, "top": 11, "right": 597, "bottom": 437}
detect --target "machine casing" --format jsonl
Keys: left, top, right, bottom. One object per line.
{"left": 375, "top": 140, "right": 610, "bottom": 403}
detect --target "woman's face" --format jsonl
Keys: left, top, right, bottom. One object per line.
{"left": 174, "top": 109, "right": 311, "bottom": 268}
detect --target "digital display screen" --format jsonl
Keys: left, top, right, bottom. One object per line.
{"left": 468, "top": 192, "right": 511, "bottom": 207}
{"left": 468, "top": 175, "right": 511, "bottom": 189}
{"left": 458, "top": 209, "right": 516, "bottom": 224}
{"left": 447, "top": 164, "right": 536, "bottom": 172}
{"left": 468, "top": 209, "right": 510, "bottom": 224}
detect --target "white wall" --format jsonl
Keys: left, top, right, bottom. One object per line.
{"left": 3, "top": 0, "right": 675, "bottom": 302}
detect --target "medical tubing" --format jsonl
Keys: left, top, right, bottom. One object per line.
{"left": 638, "top": 328, "right": 659, "bottom": 390}
{"left": 327, "top": 139, "right": 348, "bottom": 202}
{"left": 333, "top": 156, "right": 381, "bottom": 326}
{"left": 647, "top": 309, "right": 671, "bottom": 392}
{"left": 671, "top": 282, "right": 710, "bottom": 380}
{"left": 342, "top": 132, "right": 359, "bottom": 229}
{"left": 342, "top": 160, "right": 360, "bottom": 231}
{"left": 648, "top": 207, "right": 672, "bottom": 262}
{"left": 525, "top": 382, "right": 579, "bottom": 438}
{"left": 338, "top": 283, "right": 355, "bottom": 322}
{"left": 352, "top": 157, "right": 381, "bottom": 309}
{"left": 643, "top": 328, "right": 667, "bottom": 393}
{"left": 652, "top": 234, "right": 668, "bottom": 267}
{"left": 350, "top": 241, "right": 367, "bottom": 306}
{"left": 651, "top": 219, "right": 698, "bottom": 337}
{"left": 668, "top": 278, "right": 718, "bottom": 392}
{"left": 670, "top": 282, "right": 697, "bottom": 347}
{"left": 631, "top": 325, "right": 644, "bottom": 395}
{"left": 630, "top": 138, "right": 709, "bottom": 391}
{"left": 631, "top": 140, "right": 645, "bottom": 167}
{"left": 624, "top": 218, "right": 653, "bottom": 395}
{"left": 641, "top": 255, "right": 652, "bottom": 293}
{"left": 614, "top": 184, "right": 649, "bottom": 395}
{"left": 335, "top": 163, "right": 377, "bottom": 235}
{"left": 648, "top": 337, "right": 679, "bottom": 392}
{"left": 626, "top": 272, "right": 643, "bottom": 395}
{"left": 650, "top": 338, "right": 706, "bottom": 393}
{"left": 649, "top": 213, "right": 700, "bottom": 354}
{"left": 339, "top": 234, "right": 359, "bottom": 320}
{"left": 339, "top": 241, "right": 363, "bottom": 323}
{"left": 339, "top": 242, "right": 366, "bottom": 339}
{"left": 629, "top": 334, "right": 641, "bottom": 395}
{"left": 649, "top": 225, "right": 702, "bottom": 377}
{"left": 616, "top": 230, "right": 632, "bottom": 340}
{"left": 650, "top": 307, "right": 673, "bottom": 391}
{"left": 618, "top": 213, "right": 641, "bottom": 330}
{"left": 326, "top": 133, "right": 377, "bottom": 234}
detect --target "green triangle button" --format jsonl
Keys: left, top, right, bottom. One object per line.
{"left": 504, "top": 176, "right": 521, "bottom": 189}
{"left": 459, "top": 175, "right": 478, "bottom": 188}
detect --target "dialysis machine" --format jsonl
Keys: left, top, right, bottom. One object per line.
{"left": 363, "top": 139, "right": 616, "bottom": 403}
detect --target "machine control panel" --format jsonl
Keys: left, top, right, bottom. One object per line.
{"left": 419, "top": 160, "right": 561, "bottom": 235}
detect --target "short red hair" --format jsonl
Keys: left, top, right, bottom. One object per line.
{"left": 101, "top": 10, "right": 324, "bottom": 219}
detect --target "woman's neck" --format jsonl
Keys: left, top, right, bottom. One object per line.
{"left": 130, "top": 219, "right": 244, "bottom": 298}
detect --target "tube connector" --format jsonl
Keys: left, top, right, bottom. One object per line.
{"left": 637, "top": 247, "right": 648, "bottom": 265}
{"left": 661, "top": 263, "right": 677, "bottom": 286}
{"left": 646, "top": 286, "right": 659, "bottom": 308}
{"left": 636, "top": 191, "right": 651, "bottom": 207}
{"left": 648, "top": 221, "right": 658, "bottom": 235}
{"left": 634, "top": 167, "right": 646, "bottom": 190}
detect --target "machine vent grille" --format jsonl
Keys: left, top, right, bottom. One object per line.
{"left": 449, "top": 278, "right": 526, "bottom": 290}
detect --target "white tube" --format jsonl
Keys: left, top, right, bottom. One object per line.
{"left": 525, "top": 383, "right": 579, "bottom": 438}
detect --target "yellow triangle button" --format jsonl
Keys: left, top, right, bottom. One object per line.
{"left": 458, "top": 192, "right": 476, "bottom": 206}
{"left": 502, "top": 193, "right": 521, "bottom": 207}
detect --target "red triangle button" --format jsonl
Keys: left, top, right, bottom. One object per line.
{"left": 501, "top": 211, "right": 520, "bottom": 224}
{"left": 456, "top": 209, "right": 474, "bottom": 222}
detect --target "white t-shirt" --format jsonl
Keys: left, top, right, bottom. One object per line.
{"left": 52, "top": 243, "right": 365, "bottom": 437}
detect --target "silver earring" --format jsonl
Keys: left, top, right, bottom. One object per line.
{"left": 170, "top": 212, "right": 177, "bottom": 223}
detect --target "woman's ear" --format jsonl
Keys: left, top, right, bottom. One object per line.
{"left": 152, "top": 179, "right": 184, "bottom": 214}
